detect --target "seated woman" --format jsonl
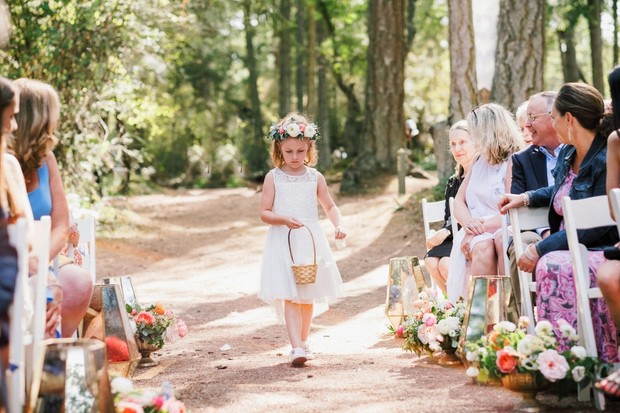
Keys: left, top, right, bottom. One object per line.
{"left": 447, "top": 103, "right": 523, "bottom": 302}
{"left": 499, "top": 82, "right": 619, "bottom": 363}
{"left": 9, "top": 78, "right": 92, "bottom": 338}
{"left": 424, "top": 120, "right": 476, "bottom": 294}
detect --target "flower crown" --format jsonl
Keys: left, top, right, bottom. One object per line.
{"left": 268, "top": 120, "right": 321, "bottom": 141}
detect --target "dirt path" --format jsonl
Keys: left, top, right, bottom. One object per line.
{"left": 97, "top": 177, "right": 617, "bottom": 413}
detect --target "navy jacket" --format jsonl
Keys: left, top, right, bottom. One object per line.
{"left": 511, "top": 145, "right": 548, "bottom": 194}
{"left": 527, "top": 132, "right": 618, "bottom": 256}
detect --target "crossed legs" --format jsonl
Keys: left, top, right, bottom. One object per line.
{"left": 424, "top": 256, "right": 449, "bottom": 294}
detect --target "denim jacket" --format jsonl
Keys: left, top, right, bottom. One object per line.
{"left": 526, "top": 132, "right": 618, "bottom": 256}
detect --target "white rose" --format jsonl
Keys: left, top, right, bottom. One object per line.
{"left": 466, "top": 366, "right": 480, "bottom": 378}
{"left": 517, "top": 335, "right": 544, "bottom": 356}
{"left": 304, "top": 124, "right": 317, "bottom": 138}
{"left": 465, "top": 350, "right": 479, "bottom": 362}
{"left": 571, "top": 345, "right": 587, "bottom": 360}
{"left": 286, "top": 122, "right": 301, "bottom": 137}
{"left": 558, "top": 322, "right": 576, "bottom": 339}
{"left": 494, "top": 321, "right": 517, "bottom": 333}
{"left": 534, "top": 320, "right": 553, "bottom": 337}
{"left": 111, "top": 377, "right": 134, "bottom": 395}
{"left": 572, "top": 366, "right": 586, "bottom": 382}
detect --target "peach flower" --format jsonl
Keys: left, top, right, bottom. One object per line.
{"left": 136, "top": 311, "right": 155, "bottom": 325}
{"left": 496, "top": 349, "right": 517, "bottom": 373}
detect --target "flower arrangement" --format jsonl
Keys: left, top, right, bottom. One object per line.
{"left": 268, "top": 120, "right": 320, "bottom": 141}
{"left": 399, "top": 289, "right": 466, "bottom": 357}
{"left": 464, "top": 317, "right": 608, "bottom": 388}
{"left": 126, "top": 303, "right": 188, "bottom": 348}
{"left": 112, "top": 377, "right": 187, "bottom": 413}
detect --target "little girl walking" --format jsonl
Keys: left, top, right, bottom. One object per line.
{"left": 259, "top": 112, "right": 346, "bottom": 366}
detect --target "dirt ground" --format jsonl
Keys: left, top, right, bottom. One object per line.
{"left": 97, "top": 175, "right": 619, "bottom": 413}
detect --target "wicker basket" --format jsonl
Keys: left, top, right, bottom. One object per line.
{"left": 288, "top": 227, "right": 317, "bottom": 284}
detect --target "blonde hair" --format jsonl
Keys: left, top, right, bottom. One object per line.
{"left": 270, "top": 112, "right": 318, "bottom": 167}
{"left": 467, "top": 103, "right": 523, "bottom": 165}
{"left": 0, "top": 77, "right": 17, "bottom": 213}
{"left": 10, "top": 78, "right": 60, "bottom": 175}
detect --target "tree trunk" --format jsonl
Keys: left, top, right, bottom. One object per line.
{"left": 316, "top": 0, "right": 363, "bottom": 158}
{"left": 295, "top": 0, "right": 306, "bottom": 112}
{"left": 614, "top": 0, "right": 618, "bottom": 67}
{"left": 558, "top": 26, "right": 582, "bottom": 83}
{"left": 363, "top": 0, "right": 406, "bottom": 170}
{"left": 317, "top": 19, "right": 331, "bottom": 170}
{"left": 588, "top": 0, "right": 605, "bottom": 94}
{"left": 243, "top": 0, "right": 267, "bottom": 177}
{"left": 278, "top": 0, "right": 292, "bottom": 116}
{"left": 405, "top": 0, "right": 417, "bottom": 54}
{"left": 445, "top": 0, "right": 477, "bottom": 180}
{"left": 306, "top": 3, "right": 317, "bottom": 117}
{"left": 491, "top": 0, "right": 544, "bottom": 111}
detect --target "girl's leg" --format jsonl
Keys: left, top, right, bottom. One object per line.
{"left": 284, "top": 300, "right": 303, "bottom": 349}
{"left": 58, "top": 264, "right": 93, "bottom": 338}
{"left": 597, "top": 260, "right": 620, "bottom": 328}
{"left": 470, "top": 239, "right": 497, "bottom": 276}
{"left": 424, "top": 257, "right": 443, "bottom": 292}
{"left": 437, "top": 257, "right": 450, "bottom": 294}
{"left": 494, "top": 232, "right": 506, "bottom": 276}
{"left": 300, "top": 303, "right": 313, "bottom": 342}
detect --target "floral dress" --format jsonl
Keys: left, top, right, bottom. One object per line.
{"left": 535, "top": 170, "right": 618, "bottom": 362}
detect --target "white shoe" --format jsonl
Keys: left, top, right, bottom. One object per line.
{"left": 289, "top": 347, "right": 307, "bottom": 366}
{"left": 302, "top": 342, "right": 315, "bottom": 360}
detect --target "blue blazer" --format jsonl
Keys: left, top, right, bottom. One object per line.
{"left": 510, "top": 145, "right": 548, "bottom": 194}
{"left": 527, "top": 132, "right": 618, "bottom": 256}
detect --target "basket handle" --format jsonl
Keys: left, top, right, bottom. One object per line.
{"left": 287, "top": 226, "right": 317, "bottom": 265}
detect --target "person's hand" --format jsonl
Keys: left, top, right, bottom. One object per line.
{"left": 285, "top": 217, "right": 304, "bottom": 229}
{"left": 461, "top": 234, "right": 474, "bottom": 261}
{"left": 426, "top": 228, "right": 449, "bottom": 249}
{"left": 68, "top": 223, "right": 80, "bottom": 247}
{"left": 335, "top": 226, "right": 347, "bottom": 240}
{"left": 517, "top": 243, "right": 540, "bottom": 273}
{"left": 45, "top": 285, "right": 63, "bottom": 338}
{"left": 498, "top": 193, "right": 527, "bottom": 214}
{"left": 464, "top": 218, "right": 485, "bottom": 235}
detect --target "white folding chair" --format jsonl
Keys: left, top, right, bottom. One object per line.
{"left": 508, "top": 206, "right": 549, "bottom": 334}
{"left": 69, "top": 212, "right": 96, "bottom": 282}
{"left": 6, "top": 218, "right": 28, "bottom": 413}
{"left": 448, "top": 197, "right": 458, "bottom": 236}
{"left": 6, "top": 216, "right": 50, "bottom": 413}
{"left": 610, "top": 188, "right": 620, "bottom": 232}
{"left": 422, "top": 198, "right": 446, "bottom": 243}
{"left": 500, "top": 213, "right": 511, "bottom": 278}
{"left": 563, "top": 195, "right": 615, "bottom": 410}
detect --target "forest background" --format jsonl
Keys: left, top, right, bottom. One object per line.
{"left": 0, "top": 0, "right": 618, "bottom": 209}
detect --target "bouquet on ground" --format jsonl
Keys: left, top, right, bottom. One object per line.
{"left": 126, "top": 303, "right": 188, "bottom": 348}
{"left": 464, "top": 317, "right": 608, "bottom": 387}
{"left": 399, "top": 289, "right": 466, "bottom": 357}
{"left": 112, "top": 377, "right": 186, "bottom": 413}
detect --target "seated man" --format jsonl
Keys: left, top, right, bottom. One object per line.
{"left": 507, "top": 91, "right": 563, "bottom": 315}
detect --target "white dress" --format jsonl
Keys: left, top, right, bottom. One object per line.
{"left": 447, "top": 156, "right": 508, "bottom": 302}
{"left": 259, "top": 167, "right": 345, "bottom": 312}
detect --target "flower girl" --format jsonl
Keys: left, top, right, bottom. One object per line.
{"left": 259, "top": 112, "right": 345, "bottom": 366}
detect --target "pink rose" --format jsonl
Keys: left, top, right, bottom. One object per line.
{"left": 444, "top": 302, "right": 453, "bottom": 310}
{"left": 396, "top": 324, "right": 404, "bottom": 338}
{"left": 136, "top": 311, "right": 155, "bottom": 325}
{"left": 538, "top": 349, "right": 570, "bottom": 382}
{"left": 422, "top": 313, "right": 437, "bottom": 327}
{"left": 131, "top": 309, "right": 137, "bottom": 316}
{"left": 278, "top": 127, "right": 285, "bottom": 134}
{"left": 115, "top": 401, "right": 144, "bottom": 413}
{"left": 299, "top": 123, "right": 306, "bottom": 132}
{"left": 177, "top": 319, "right": 188, "bottom": 338}
{"left": 152, "top": 396, "right": 165, "bottom": 409}
{"left": 496, "top": 349, "right": 517, "bottom": 373}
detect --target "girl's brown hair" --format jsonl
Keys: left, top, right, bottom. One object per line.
{"left": 270, "top": 112, "right": 318, "bottom": 167}
{"left": 9, "top": 78, "right": 60, "bottom": 175}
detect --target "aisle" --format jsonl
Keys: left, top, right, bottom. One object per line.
{"left": 97, "top": 178, "right": 619, "bottom": 412}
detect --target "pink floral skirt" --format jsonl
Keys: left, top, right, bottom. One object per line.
{"left": 535, "top": 250, "right": 618, "bottom": 363}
